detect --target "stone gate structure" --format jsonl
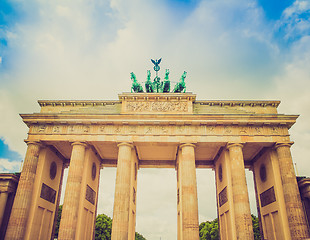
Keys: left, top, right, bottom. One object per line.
{"left": 3, "top": 92, "right": 310, "bottom": 239}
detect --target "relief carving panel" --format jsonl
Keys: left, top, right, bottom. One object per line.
{"left": 126, "top": 101, "right": 188, "bottom": 113}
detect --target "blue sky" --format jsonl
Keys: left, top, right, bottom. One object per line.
{"left": 0, "top": 137, "right": 22, "bottom": 172}
{"left": 258, "top": 0, "right": 294, "bottom": 19}
{"left": 1, "top": 0, "right": 310, "bottom": 239}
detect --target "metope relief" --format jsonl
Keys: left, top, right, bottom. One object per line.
{"left": 99, "top": 126, "right": 106, "bottom": 133}
{"left": 52, "top": 126, "right": 60, "bottom": 133}
{"left": 38, "top": 125, "right": 47, "bottom": 133}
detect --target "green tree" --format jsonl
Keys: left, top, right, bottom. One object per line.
{"left": 135, "top": 232, "right": 147, "bottom": 240}
{"left": 94, "top": 214, "right": 147, "bottom": 240}
{"left": 199, "top": 215, "right": 261, "bottom": 240}
{"left": 95, "top": 214, "right": 112, "bottom": 240}
{"left": 54, "top": 207, "right": 146, "bottom": 239}
{"left": 251, "top": 214, "right": 261, "bottom": 240}
{"left": 199, "top": 218, "right": 219, "bottom": 240}
{"left": 54, "top": 205, "right": 62, "bottom": 238}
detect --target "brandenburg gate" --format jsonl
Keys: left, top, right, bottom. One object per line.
{"left": 3, "top": 91, "right": 310, "bottom": 239}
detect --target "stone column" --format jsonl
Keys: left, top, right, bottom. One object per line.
{"left": 0, "top": 192, "right": 8, "bottom": 227}
{"left": 275, "top": 142, "right": 310, "bottom": 239}
{"left": 58, "top": 142, "right": 87, "bottom": 240}
{"left": 179, "top": 143, "right": 199, "bottom": 240}
{"left": 111, "top": 142, "right": 133, "bottom": 240}
{"left": 5, "top": 141, "right": 42, "bottom": 240}
{"left": 227, "top": 143, "right": 254, "bottom": 240}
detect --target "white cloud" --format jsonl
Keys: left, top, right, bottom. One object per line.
{"left": 283, "top": 0, "right": 310, "bottom": 18}
{"left": 0, "top": 90, "right": 29, "bottom": 155}
{"left": 0, "top": 158, "right": 21, "bottom": 172}
{"left": 277, "top": 0, "right": 310, "bottom": 40}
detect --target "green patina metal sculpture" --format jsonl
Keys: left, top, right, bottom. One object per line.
{"left": 130, "top": 58, "right": 186, "bottom": 93}
{"left": 173, "top": 71, "right": 187, "bottom": 93}
{"left": 163, "top": 69, "right": 170, "bottom": 93}
{"left": 145, "top": 70, "right": 154, "bottom": 93}
{"left": 131, "top": 72, "right": 143, "bottom": 93}
{"left": 153, "top": 76, "right": 162, "bottom": 93}
{"left": 151, "top": 58, "right": 162, "bottom": 73}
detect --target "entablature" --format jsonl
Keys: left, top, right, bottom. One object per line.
{"left": 21, "top": 113, "right": 298, "bottom": 129}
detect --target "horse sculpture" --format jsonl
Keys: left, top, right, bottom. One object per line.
{"left": 131, "top": 72, "right": 144, "bottom": 93}
{"left": 145, "top": 70, "right": 154, "bottom": 93}
{"left": 173, "top": 71, "right": 187, "bottom": 93}
{"left": 162, "top": 69, "right": 170, "bottom": 93}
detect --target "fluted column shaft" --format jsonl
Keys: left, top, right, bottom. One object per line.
{"left": 227, "top": 143, "right": 254, "bottom": 240}
{"left": 275, "top": 143, "right": 310, "bottom": 239}
{"left": 5, "top": 141, "right": 42, "bottom": 240}
{"left": 111, "top": 143, "right": 133, "bottom": 240}
{"left": 179, "top": 143, "right": 199, "bottom": 240}
{"left": 58, "top": 142, "right": 87, "bottom": 240}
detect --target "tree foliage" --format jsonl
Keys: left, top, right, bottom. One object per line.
{"left": 54, "top": 205, "right": 146, "bottom": 239}
{"left": 199, "top": 218, "right": 219, "bottom": 240}
{"left": 251, "top": 214, "right": 261, "bottom": 240}
{"left": 54, "top": 205, "right": 62, "bottom": 238}
{"left": 95, "top": 214, "right": 112, "bottom": 240}
{"left": 135, "top": 232, "right": 147, "bottom": 240}
{"left": 199, "top": 215, "right": 261, "bottom": 240}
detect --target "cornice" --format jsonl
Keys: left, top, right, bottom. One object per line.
{"left": 0, "top": 173, "right": 20, "bottom": 182}
{"left": 38, "top": 100, "right": 120, "bottom": 107}
{"left": 195, "top": 100, "right": 280, "bottom": 108}
{"left": 20, "top": 113, "right": 298, "bottom": 128}
{"left": 38, "top": 99, "right": 280, "bottom": 108}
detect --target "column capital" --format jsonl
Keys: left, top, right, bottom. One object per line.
{"left": 71, "top": 141, "right": 88, "bottom": 148}
{"left": 24, "top": 141, "right": 44, "bottom": 148}
{"left": 117, "top": 142, "right": 134, "bottom": 149}
{"left": 274, "top": 142, "right": 294, "bottom": 149}
{"left": 179, "top": 143, "right": 196, "bottom": 149}
{"left": 226, "top": 142, "right": 244, "bottom": 149}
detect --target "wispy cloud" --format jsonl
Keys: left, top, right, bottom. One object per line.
{"left": 275, "top": 0, "right": 310, "bottom": 41}
{"left": 0, "top": 158, "right": 20, "bottom": 172}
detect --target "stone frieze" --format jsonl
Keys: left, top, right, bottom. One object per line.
{"left": 30, "top": 123, "right": 289, "bottom": 137}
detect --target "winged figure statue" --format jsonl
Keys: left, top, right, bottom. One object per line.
{"left": 151, "top": 58, "right": 162, "bottom": 72}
